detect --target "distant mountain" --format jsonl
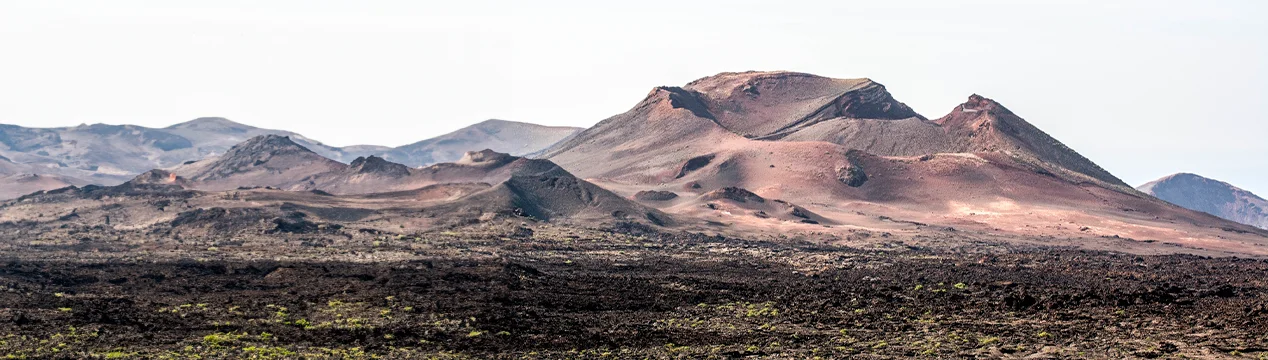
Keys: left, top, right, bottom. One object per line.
{"left": 0, "top": 118, "right": 347, "bottom": 184}
{"left": 0, "top": 118, "right": 581, "bottom": 199}
{"left": 366, "top": 120, "right": 583, "bottom": 167}
{"left": 171, "top": 135, "right": 570, "bottom": 195}
{"left": 0, "top": 155, "right": 91, "bottom": 199}
{"left": 1139, "top": 173, "right": 1268, "bottom": 229}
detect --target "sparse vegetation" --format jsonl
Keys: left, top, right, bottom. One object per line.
{"left": 0, "top": 224, "right": 1263, "bottom": 358}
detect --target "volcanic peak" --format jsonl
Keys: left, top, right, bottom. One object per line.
{"left": 349, "top": 155, "right": 411, "bottom": 177}
{"left": 224, "top": 135, "right": 311, "bottom": 156}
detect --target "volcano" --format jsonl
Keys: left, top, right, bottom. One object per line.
{"left": 542, "top": 71, "right": 1267, "bottom": 254}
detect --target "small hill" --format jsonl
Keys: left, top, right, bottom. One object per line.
{"left": 428, "top": 165, "right": 672, "bottom": 225}
{"left": 172, "top": 135, "right": 346, "bottom": 191}
{"left": 348, "top": 156, "right": 411, "bottom": 177}
{"left": 1140, "top": 173, "right": 1268, "bottom": 229}
{"left": 126, "top": 169, "right": 192, "bottom": 187}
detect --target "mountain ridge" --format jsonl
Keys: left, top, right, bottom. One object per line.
{"left": 540, "top": 70, "right": 1265, "bottom": 250}
{"left": 3, "top": 70, "right": 1267, "bottom": 257}
{"left": 168, "top": 135, "right": 583, "bottom": 197}
{"left": 0, "top": 118, "right": 581, "bottom": 199}
{"left": 1140, "top": 173, "right": 1268, "bottom": 229}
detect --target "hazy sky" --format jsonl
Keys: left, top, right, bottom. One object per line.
{"left": 1, "top": 0, "right": 1265, "bottom": 195}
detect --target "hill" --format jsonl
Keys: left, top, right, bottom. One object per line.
{"left": 1140, "top": 173, "right": 1268, "bottom": 229}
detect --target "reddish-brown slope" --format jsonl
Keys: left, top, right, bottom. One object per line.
{"left": 934, "top": 95, "right": 1129, "bottom": 191}
{"left": 684, "top": 71, "right": 923, "bottom": 138}
{"left": 541, "top": 71, "right": 1268, "bottom": 255}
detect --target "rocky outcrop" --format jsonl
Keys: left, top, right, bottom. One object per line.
{"left": 676, "top": 154, "right": 716, "bottom": 179}
{"left": 349, "top": 156, "right": 410, "bottom": 177}
{"left": 701, "top": 187, "right": 767, "bottom": 203}
{"left": 634, "top": 190, "right": 679, "bottom": 201}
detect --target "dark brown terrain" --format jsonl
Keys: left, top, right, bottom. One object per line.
{"left": 1, "top": 221, "right": 1267, "bottom": 358}
{"left": 2, "top": 71, "right": 1267, "bottom": 359}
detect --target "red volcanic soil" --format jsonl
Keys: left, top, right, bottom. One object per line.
{"left": 543, "top": 71, "right": 1268, "bottom": 255}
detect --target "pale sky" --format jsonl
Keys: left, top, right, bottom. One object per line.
{"left": 1, "top": 0, "right": 1265, "bottom": 195}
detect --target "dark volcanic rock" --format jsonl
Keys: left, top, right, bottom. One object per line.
{"left": 701, "top": 187, "right": 765, "bottom": 203}
{"left": 676, "top": 154, "right": 716, "bottom": 179}
{"left": 349, "top": 156, "right": 411, "bottom": 177}
{"left": 634, "top": 190, "right": 679, "bottom": 201}
{"left": 838, "top": 165, "right": 867, "bottom": 187}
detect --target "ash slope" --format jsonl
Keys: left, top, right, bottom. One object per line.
{"left": 1140, "top": 173, "right": 1268, "bottom": 229}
